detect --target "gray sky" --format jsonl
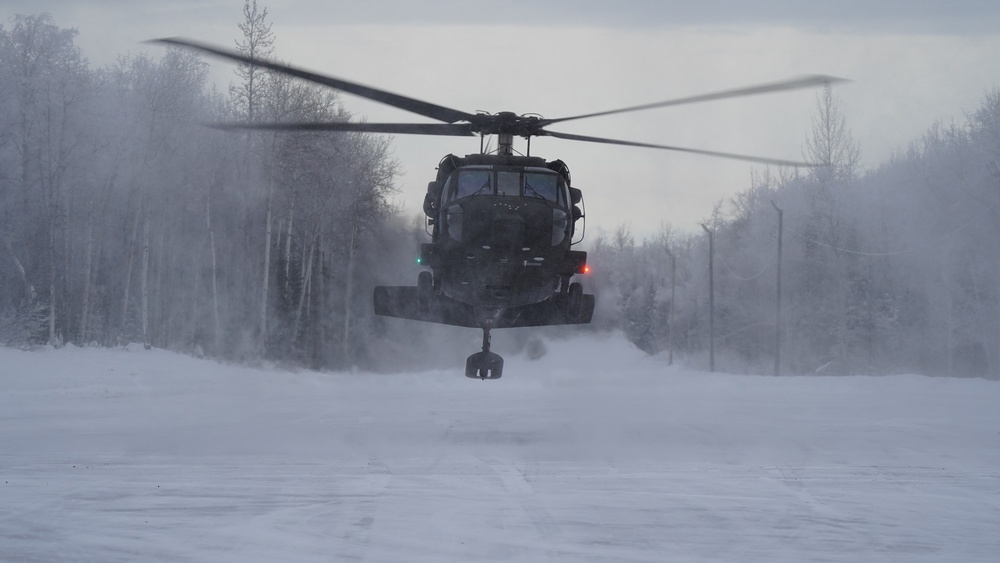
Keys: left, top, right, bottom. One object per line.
{"left": 5, "top": 1, "right": 1000, "bottom": 237}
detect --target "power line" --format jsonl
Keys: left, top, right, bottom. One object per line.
{"left": 715, "top": 247, "right": 775, "bottom": 281}
{"left": 792, "top": 229, "right": 958, "bottom": 257}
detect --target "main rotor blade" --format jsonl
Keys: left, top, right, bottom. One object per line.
{"left": 542, "top": 129, "right": 815, "bottom": 167}
{"left": 151, "top": 37, "right": 477, "bottom": 124}
{"left": 541, "top": 75, "right": 848, "bottom": 127}
{"left": 206, "top": 121, "right": 475, "bottom": 136}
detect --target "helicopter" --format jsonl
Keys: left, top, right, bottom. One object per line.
{"left": 154, "top": 38, "right": 842, "bottom": 379}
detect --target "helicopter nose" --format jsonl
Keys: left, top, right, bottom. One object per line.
{"left": 490, "top": 214, "right": 525, "bottom": 251}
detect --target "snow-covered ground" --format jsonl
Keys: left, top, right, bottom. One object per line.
{"left": 1, "top": 334, "right": 998, "bottom": 562}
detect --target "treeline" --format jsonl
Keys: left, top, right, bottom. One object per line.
{"left": 0, "top": 8, "right": 412, "bottom": 370}
{"left": 588, "top": 86, "right": 1000, "bottom": 377}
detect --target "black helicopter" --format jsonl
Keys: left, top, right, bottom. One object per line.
{"left": 154, "top": 38, "right": 841, "bottom": 379}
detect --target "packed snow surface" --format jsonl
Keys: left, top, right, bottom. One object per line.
{"left": 1, "top": 334, "right": 998, "bottom": 562}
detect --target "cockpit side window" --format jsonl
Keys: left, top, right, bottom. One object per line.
{"left": 523, "top": 172, "right": 559, "bottom": 205}
{"left": 455, "top": 169, "right": 491, "bottom": 199}
{"left": 441, "top": 175, "right": 455, "bottom": 201}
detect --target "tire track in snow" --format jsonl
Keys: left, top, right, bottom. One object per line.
{"left": 479, "top": 456, "right": 562, "bottom": 543}
{"left": 348, "top": 456, "right": 392, "bottom": 562}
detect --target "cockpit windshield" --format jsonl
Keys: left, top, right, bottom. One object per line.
{"left": 523, "top": 172, "right": 559, "bottom": 204}
{"left": 455, "top": 169, "right": 491, "bottom": 199}
{"left": 497, "top": 171, "right": 519, "bottom": 196}
{"left": 447, "top": 167, "right": 565, "bottom": 206}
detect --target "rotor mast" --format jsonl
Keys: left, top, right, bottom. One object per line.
{"left": 497, "top": 133, "right": 515, "bottom": 156}
{"left": 488, "top": 111, "right": 526, "bottom": 157}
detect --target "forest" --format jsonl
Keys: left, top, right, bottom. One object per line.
{"left": 2, "top": 7, "right": 999, "bottom": 377}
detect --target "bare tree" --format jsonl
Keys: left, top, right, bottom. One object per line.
{"left": 805, "top": 84, "right": 861, "bottom": 184}
{"left": 230, "top": 0, "right": 274, "bottom": 123}
{"left": 227, "top": 0, "right": 277, "bottom": 356}
{"left": 800, "top": 84, "right": 863, "bottom": 371}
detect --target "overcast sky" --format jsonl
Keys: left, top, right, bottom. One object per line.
{"left": 4, "top": 1, "right": 1000, "bottom": 237}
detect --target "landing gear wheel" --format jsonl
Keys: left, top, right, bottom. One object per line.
{"left": 417, "top": 271, "right": 433, "bottom": 310}
{"left": 465, "top": 324, "right": 503, "bottom": 379}
{"left": 567, "top": 282, "right": 583, "bottom": 320}
{"left": 465, "top": 351, "right": 504, "bottom": 379}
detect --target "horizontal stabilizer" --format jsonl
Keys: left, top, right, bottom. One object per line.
{"left": 373, "top": 286, "right": 594, "bottom": 329}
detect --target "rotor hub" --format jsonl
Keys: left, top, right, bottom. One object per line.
{"left": 471, "top": 111, "right": 545, "bottom": 138}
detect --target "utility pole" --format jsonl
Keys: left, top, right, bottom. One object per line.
{"left": 988, "top": 160, "right": 1000, "bottom": 381}
{"left": 771, "top": 200, "right": 784, "bottom": 376}
{"left": 701, "top": 223, "right": 715, "bottom": 373}
{"left": 665, "top": 244, "right": 676, "bottom": 366}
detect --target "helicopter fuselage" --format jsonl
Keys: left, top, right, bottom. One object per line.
{"left": 374, "top": 153, "right": 593, "bottom": 333}
{"left": 425, "top": 154, "right": 584, "bottom": 312}
{"left": 430, "top": 195, "right": 564, "bottom": 310}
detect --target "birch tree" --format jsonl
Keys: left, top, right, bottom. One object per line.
{"left": 230, "top": 0, "right": 277, "bottom": 356}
